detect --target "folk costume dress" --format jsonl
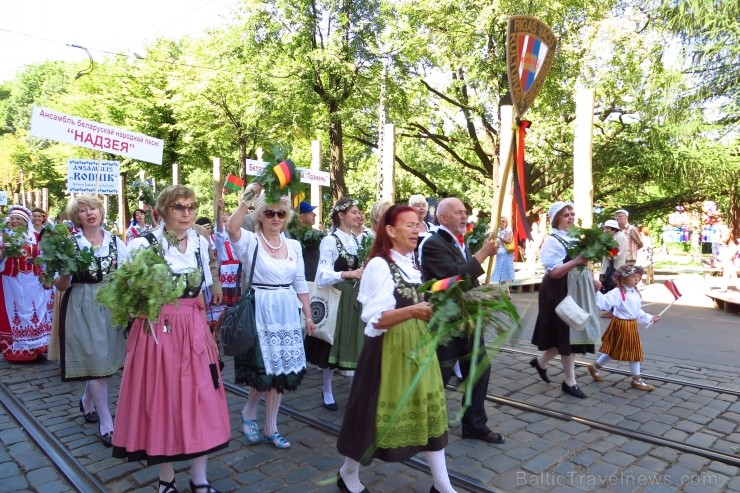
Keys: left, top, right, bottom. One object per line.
{"left": 492, "top": 227, "right": 516, "bottom": 283}
{"left": 231, "top": 230, "right": 308, "bottom": 391}
{"left": 124, "top": 222, "right": 153, "bottom": 244}
{"left": 112, "top": 228, "right": 230, "bottom": 465}
{"left": 214, "top": 230, "right": 242, "bottom": 307}
{"left": 0, "top": 229, "right": 51, "bottom": 362}
{"left": 531, "top": 230, "right": 601, "bottom": 355}
{"left": 304, "top": 230, "right": 365, "bottom": 370}
{"left": 595, "top": 286, "right": 653, "bottom": 362}
{"left": 336, "top": 251, "right": 447, "bottom": 464}
{"left": 58, "top": 230, "right": 127, "bottom": 380}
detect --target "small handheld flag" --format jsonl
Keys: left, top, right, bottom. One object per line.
{"left": 663, "top": 279, "right": 682, "bottom": 300}
{"left": 273, "top": 160, "right": 297, "bottom": 188}
{"left": 223, "top": 174, "right": 244, "bottom": 193}
{"left": 645, "top": 279, "right": 682, "bottom": 328}
{"left": 431, "top": 276, "right": 461, "bottom": 292}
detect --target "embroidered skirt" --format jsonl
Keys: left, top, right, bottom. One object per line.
{"left": 337, "top": 318, "right": 448, "bottom": 465}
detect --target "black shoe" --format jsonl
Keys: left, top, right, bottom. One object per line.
{"left": 430, "top": 487, "right": 439, "bottom": 493}
{"left": 98, "top": 425, "right": 113, "bottom": 448}
{"left": 322, "top": 392, "right": 337, "bottom": 411}
{"left": 561, "top": 382, "right": 587, "bottom": 398}
{"left": 461, "top": 430, "right": 505, "bottom": 444}
{"left": 529, "top": 358, "right": 551, "bottom": 383}
{"left": 337, "top": 471, "right": 369, "bottom": 493}
{"left": 79, "top": 399, "right": 99, "bottom": 424}
{"left": 159, "top": 478, "right": 178, "bottom": 493}
{"left": 189, "top": 480, "right": 221, "bottom": 493}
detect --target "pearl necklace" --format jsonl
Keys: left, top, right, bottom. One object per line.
{"left": 259, "top": 232, "right": 283, "bottom": 257}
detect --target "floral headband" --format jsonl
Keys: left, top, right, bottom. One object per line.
{"left": 613, "top": 264, "right": 644, "bottom": 281}
{"left": 330, "top": 200, "right": 358, "bottom": 216}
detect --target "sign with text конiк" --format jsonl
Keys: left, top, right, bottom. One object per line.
{"left": 30, "top": 106, "right": 163, "bottom": 165}
{"left": 67, "top": 159, "right": 121, "bottom": 195}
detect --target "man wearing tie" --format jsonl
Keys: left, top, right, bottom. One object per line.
{"left": 420, "top": 197, "right": 503, "bottom": 444}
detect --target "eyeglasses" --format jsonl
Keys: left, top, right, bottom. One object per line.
{"left": 263, "top": 209, "right": 287, "bottom": 219}
{"left": 561, "top": 212, "right": 576, "bottom": 217}
{"left": 170, "top": 203, "right": 197, "bottom": 213}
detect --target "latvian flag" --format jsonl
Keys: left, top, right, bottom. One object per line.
{"left": 224, "top": 174, "right": 244, "bottom": 193}
{"left": 663, "top": 280, "right": 682, "bottom": 300}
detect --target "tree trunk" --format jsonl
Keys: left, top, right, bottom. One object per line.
{"left": 328, "top": 104, "right": 346, "bottom": 201}
{"left": 238, "top": 137, "right": 248, "bottom": 182}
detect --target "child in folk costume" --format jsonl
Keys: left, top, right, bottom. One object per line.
{"left": 588, "top": 265, "right": 659, "bottom": 391}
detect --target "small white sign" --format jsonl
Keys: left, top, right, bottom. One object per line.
{"left": 67, "top": 159, "right": 120, "bottom": 194}
{"left": 0, "top": 191, "right": 7, "bottom": 206}
{"left": 245, "top": 159, "right": 331, "bottom": 187}
{"left": 30, "top": 106, "right": 164, "bottom": 165}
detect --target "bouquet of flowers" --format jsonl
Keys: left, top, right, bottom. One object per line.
{"left": 1, "top": 225, "right": 31, "bottom": 258}
{"left": 566, "top": 223, "right": 619, "bottom": 266}
{"left": 35, "top": 224, "right": 95, "bottom": 286}
{"left": 289, "top": 223, "right": 325, "bottom": 248}
{"left": 464, "top": 218, "right": 490, "bottom": 252}
{"left": 96, "top": 242, "right": 202, "bottom": 340}
{"left": 130, "top": 179, "right": 157, "bottom": 224}
{"left": 355, "top": 234, "right": 375, "bottom": 266}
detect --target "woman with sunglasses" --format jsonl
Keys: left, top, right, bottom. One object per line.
{"left": 227, "top": 183, "right": 314, "bottom": 449}
{"left": 112, "top": 185, "right": 230, "bottom": 493}
{"left": 529, "top": 202, "right": 602, "bottom": 399}
{"left": 304, "top": 197, "right": 365, "bottom": 411}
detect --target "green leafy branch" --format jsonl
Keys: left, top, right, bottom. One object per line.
{"left": 35, "top": 224, "right": 95, "bottom": 286}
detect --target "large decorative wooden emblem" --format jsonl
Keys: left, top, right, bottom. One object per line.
{"left": 506, "top": 16, "right": 558, "bottom": 118}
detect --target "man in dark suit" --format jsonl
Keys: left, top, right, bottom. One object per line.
{"left": 420, "top": 197, "right": 504, "bottom": 444}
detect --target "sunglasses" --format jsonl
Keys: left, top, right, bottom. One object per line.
{"left": 170, "top": 203, "right": 198, "bottom": 213}
{"left": 263, "top": 209, "right": 287, "bottom": 219}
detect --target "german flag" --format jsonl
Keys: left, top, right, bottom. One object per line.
{"left": 273, "top": 159, "right": 297, "bottom": 188}
{"left": 431, "top": 275, "right": 461, "bottom": 292}
{"left": 292, "top": 192, "right": 305, "bottom": 209}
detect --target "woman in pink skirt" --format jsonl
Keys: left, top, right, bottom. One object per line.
{"left": 112, "top": 185, "right": 230, "bottom": 493}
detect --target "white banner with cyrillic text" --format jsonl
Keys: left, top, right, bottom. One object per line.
{"left": 30, "top": 106, "right": 163, "bottom": 165}
{"left": 245, "top": 159, "right": 330, "bottom": 187}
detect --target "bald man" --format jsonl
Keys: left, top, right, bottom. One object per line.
{"left": 420, "top": 198, "right": 504, "bottom": 444}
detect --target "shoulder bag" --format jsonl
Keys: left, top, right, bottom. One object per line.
{"left": 220, "top": 244, "right": 259, "bottom": 357}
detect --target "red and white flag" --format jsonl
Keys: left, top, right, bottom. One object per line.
{"left": 663, "top": 280, "right": 682, "bottom": 300}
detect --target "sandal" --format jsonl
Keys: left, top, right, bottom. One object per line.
{"left": 587, "top": 364, "right": 604, "bottom": 382}
{"left": 159, "top": 478, "right": 178, "bottom": 493}
{"left": 263, "top": 432, "right": 290, "bottom": 449}
{"left": 242, "top": 418, "right": 261, "bottom": 443}
{"left": 189, "top": 480, "right": 221, "bottom": 493}
{"left": 630, "top": 377, "right": 654, "bottom": 391}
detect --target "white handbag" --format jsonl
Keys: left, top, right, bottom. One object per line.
{"left": 555, "top": 295, "right": 590, "bottom": 331}
{"left": 303, "top": 282, "right": 342, "bottom": 345}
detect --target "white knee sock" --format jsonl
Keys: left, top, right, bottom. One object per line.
{"left": 596, "top": 354, "right": 611, "bottom": 366}
{"left": 339, "top": 457, "right": 364, "bottom": 493}
{"left": 540, "top": 347, "right": 559, "bottom": 367}
{"left": 629, "top": 361, "right": 641, "bottom": 377}
{"left": 190, "top": 455, "right": 208, "bottom": 486}
{"left": 264, "top": 390, "right": 282, "bottom": 436}
{"left": 561, "top": 354, "right": 576, "bottom": 386}
{"left": 87, "top": 378, "right": 113, "bottom": 434}
{"left": 242, "top": 388, "right": 262, "bottom": 421}
{"left": 322, "top": 368, "right": 335, "bottom": 404}
{"left": 424, "top": 450, "right": 457, "bottom": 493}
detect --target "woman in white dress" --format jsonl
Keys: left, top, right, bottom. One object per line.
{"left": 227, "top": 183, "right": 314, "bottom": 449}
{"left": 55, "top": 196, "right": 127, "bottom": 446}
{"left": 304, "top": 197, "right": 365, "bottom": 411}
{"left": 0, "top": 205, "right": 51, "bottom": 362}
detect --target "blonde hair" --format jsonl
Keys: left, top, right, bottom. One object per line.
{"left": 67, "top": 195, "right": 104, "bottom": 228}
{"left": 156, "top": 185, "right": 196, "bottom": 222}
{"left": 253, "top": 198, "right": 294, "bottom": 233}
{"left": 369, "top": 200, "right": 391, "bottom": 231}
{"left": 408, "top": 194, "right": 427, "bottom": 207}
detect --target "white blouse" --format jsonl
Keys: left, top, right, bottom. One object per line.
{"left": 596, "top": 287, "right": 653, "bottom": 325}
{"left": 540, "top": 229, "right": 574, "bottom": 272}
{"left": 128, "top": 227, "right": 213, "bottom": 290}
{"left": 231, "top": 228, "right": 308, "bottom": 294}
{"left": 316, "top": 229, "right": 360, "bottom": 286}
{"left": 75, "top": 229, "right": 129, "bottom": 264}
{"left": 358, "top": 250, "right": 421, "bottom": 337}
